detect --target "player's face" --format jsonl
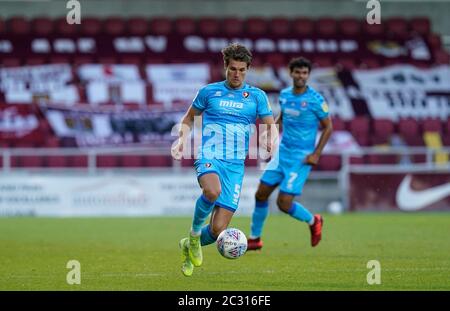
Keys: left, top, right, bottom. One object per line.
{"left": 225, "top": 59, "right": 248, "bottom": 89}
{"left": 290, "top": 66, "right": 310, "bottom": 89}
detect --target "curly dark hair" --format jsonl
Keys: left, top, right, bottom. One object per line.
{"left": 288, "top": 57, "right": 312, "bottom": 73}
{"left": 221, "top": 43, "right": 253, "bottom": 67}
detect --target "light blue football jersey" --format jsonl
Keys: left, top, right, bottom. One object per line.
{"left": 192, "top": 81, "right": 272, "bottom": 162}
{"left": 278, "top": 85, "right": 329, "bottom": 160}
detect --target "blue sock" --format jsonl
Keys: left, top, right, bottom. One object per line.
{"left": 200, "top": 224, "right": 217, "bottom": 246}
{"left": 250, "top": 200, "right": 269, "bottom": 238}
{"left": 288, "top": 201, "right": 313, "bottom": 224}
{"left": 191, "top": 195, "right": 215, "bottom": 235}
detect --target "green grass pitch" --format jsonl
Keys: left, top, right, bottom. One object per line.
{"left": 1, "top": 214, "right": 449, "bottom": 290}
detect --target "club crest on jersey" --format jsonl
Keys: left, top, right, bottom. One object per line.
{"left": 243, "top": 91, "right": 249, "bottom": 98}
{"left": 300, "top": 101, "right": 308, "bottom": 110}
{"left": 205, "top": 163, "right": 212, "bottom": 168}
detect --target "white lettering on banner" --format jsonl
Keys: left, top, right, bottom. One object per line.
{"left": 0, "top": 174, "right": 260, "bottom": 216}
{"left": 184, "top": 36, "right": 358, "bottom": 54}
{"left": 54, "top": 39, "right": 76, "bottom": 53}
{"left": 114, "top": 37, "right": 145, "bottom": 52}
{"left": 32, "top": 39, "right": 51, "bottom": 53}
{"left": 77, "top": 38, "right": 96, "bottom": 53}
{"left": 0, "top": 107, "right": 39, "bottom": 137}
{"left": 353, "top": 65, "right": 450, "bottom": 120}
{"left": 0, "top": 40, "right": 13, "bottom": 53}
{"left": 144, "top": 36, "right": 167, "bottom": 52}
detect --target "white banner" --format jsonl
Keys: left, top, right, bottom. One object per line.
{"left": 352, "top": 65, "right": 450, "bottom": 120}
{"left": 78, "top": 64, "right": 141, "bottom": 82}
{"left": 86, "top": 81, "right": 146, "bottom": 105}
{"left": 146, "top": 63, "right": 210, "bottom": 83}
{"left": 152, "top": 81, "right": 205, "bottom": 104}
{"left": 0, "top": 173, "right": 260, "bottom": 217}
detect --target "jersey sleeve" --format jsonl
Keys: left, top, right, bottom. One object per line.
{"left": 192, "top": 86, "right": 208, "bottom": 112}
{"left": 312, "top": 94, "right": 329, "bottom": 120}
{"left": 256, "top": 90, "right": 273, "bottom": 118}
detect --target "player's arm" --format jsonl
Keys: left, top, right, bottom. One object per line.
{"left": 275, "top": 111, "right": 283, "bottom": 132}
{"left": 171, "top": 105, "right": 202, "bottom": 160}
{"left": 260, "top": 115, "right": 277, "bottom": 154}
{"left": 305, "top": 117, "right": 333, "bottom": 166}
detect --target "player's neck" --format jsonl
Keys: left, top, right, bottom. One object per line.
{"left": 225, "top": 80, "right": 244, "bottom": 90}
{"left": 293, "top": 85, "right": 308, "bottom": 95}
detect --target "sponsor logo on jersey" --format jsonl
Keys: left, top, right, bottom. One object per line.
{"left": 219, "top": 100, "right": 243, "bottom": 109}
{"left": 322, "top": 102, "right": 329, "bottom": 113}
{"left": 214, "top": 91, "right": 222, "bottom": 97}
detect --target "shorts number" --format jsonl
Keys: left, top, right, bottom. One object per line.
{"left": 232, "top": 184, "right": 241, "bottom": 205}
{"left": 287, "top": 172, "right": 298, "bottom": 190}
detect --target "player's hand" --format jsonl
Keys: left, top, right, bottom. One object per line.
{"left": 171, "top": 139, "right": 184, "bottom": 160}
{"left": 305, "top": 153, "right": 320, "bottom": 166}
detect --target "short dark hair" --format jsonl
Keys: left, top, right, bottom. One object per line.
{"left": 222, "top": 43, "right": 253, "bottom": 67}
{"left": 288, "top": 57, "right": 312, "bottom": 73}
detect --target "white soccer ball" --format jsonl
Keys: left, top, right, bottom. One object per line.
{"left": 216, "top": 228, "right": 248, "bottom": 259}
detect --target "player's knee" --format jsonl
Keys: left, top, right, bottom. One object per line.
{"left": 276, "top": 197, "right": 291, "bottom": 213}
{"left": 203, "top": 188, "right": 221, "bottom": 202}
{"left": 210, "top": 223, "right": 227, "bottom": 238}
{"left": 255, "top": 190, "right": 269, "bottom": 202}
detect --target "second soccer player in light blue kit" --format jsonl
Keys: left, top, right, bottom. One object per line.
{"left": 247, "top": 57, "right": 333, "bottom": 251}
{"left": 171, "top": 43, "right": 276, "bottom": 276}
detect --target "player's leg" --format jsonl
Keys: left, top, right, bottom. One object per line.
{"left": 247, "top": 182, "right": 277, "bottom": 250}
{"left": 188, "top": 172, "right": 221, "bottom": 267}
{"left": 278, "top": 163, "right": 323, "bottom": 247}
{"left": 197, "top": 160, "right": 244, "bottom": 246}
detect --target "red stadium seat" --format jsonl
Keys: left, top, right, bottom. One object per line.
{"left": 120, "top": 55, "right": 142, "bottom": 65}
{"left": 359, "top": 57, "right": 381, "bottom": 69}
{"left": 198, "top": 17, "right": 221, "bottom": 36}
{"left": 0, "top": 18, "right": 5, "bottom": 34}
{"left": 149, "top": 17, "right": 172, "bottom": 35}
{"left": 398, "top": 118, "right": 423, "bottom": 146}
{"left": 434, "top": 49, "right": 450, "bottom": 65}
{"left": 336, "top": 57, "right": 357, "bottom": 70}
{"left": 8, "top": 17, "right": 30, "bottom": 35}
{"left": 339, "top": 17, "right": 361, "bottom": 37}
{"left": 373, "top": 119, "right": 394, "bottom": 144}
{"left": 246, "top": 17, "right": 268, "bottom": 35}
{"left": 362, "top": 22, "right": 384, "bottom": 36}
{"left": 54, "top": 17, "right": 78, "bottom": 35}
{"left": 222, "top": 17, "right": 244, "bottom": 36}
{"left": 316, "top": 17, "right": 337, "bottom": 37}
{"left": 269, "top": 17, "right": 290, "bottom": 36}
{"left": 49, "top": 55, "right": 72, "bottom": 64}
{"left": 349, "top": 116, "right": 370, "bottom": 146}
{"left": 174, "top": 17, "right": 196, "bottom": 35}
{"left": 318, "top": 155, "right": 341, "bottom": 171}
{"left": 25, "top": 56, "right": 47, "bottom": 66}
{"left": 386, "top": 17, "right": 409, "bottom": 38}
{"left": 422, "top": 118, "right": 443, "bottom": 134}
{"left": 331, "top": 117, "right": 346, "bottom": 131}
{"left": 31, "top": 17, "right": 54, "bottom": 35}
{"left": 97, "top": 56, "right": 118, "bottom": 65}
{"left": 80, "top": 17, "right": 102, "bottom": 35}
{"left": 264, "top": 54, "right": 286, "bottom": 67}
{"left": 410, "top": 17, "right": 430, "bottom": 36}
{"left": 1, "top": 57, "right": 21, "bottom": 67}
{"left": 181, "top": 158, "right": 195, "bottom": 167}
{"left": 292, "top": 18, "right": 314, "bottom": 36}
{"left": 73, "top": 55, "right": 95, "bottom": 66}
{"left": 368, "top": 154, "right": 398, "bottom": 165}
{"left": 312, "top": 56, "right": 333, "bottom": 68}
{"left": 128, "top": 17, "right": 149, "bottom": 35}
{"left": 104, "top": 17, "right": 126, "bottom": 35}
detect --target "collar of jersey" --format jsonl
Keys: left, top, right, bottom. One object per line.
{"left": 291, "top": 85, "right": 310, "bottom": 96}
{"left": 223, "top": 80, "right": 247, "bottom": 91}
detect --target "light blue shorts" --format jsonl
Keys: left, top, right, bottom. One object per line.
{"left": 260, "top": 155, "right": 312, "bottom": 196}
{"left": 194, "top": 158, "right": 245, "bottom": 212}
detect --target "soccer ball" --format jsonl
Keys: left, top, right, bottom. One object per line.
{"left": 216, "top": 228, "right": 248, "bottom": 259}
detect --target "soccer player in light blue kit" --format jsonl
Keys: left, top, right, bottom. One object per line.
{"left": 171, "top": 43, "right": 276, "bottom": 276}
{"left": 247, "top": 57, "right": 333, "bottom": 251}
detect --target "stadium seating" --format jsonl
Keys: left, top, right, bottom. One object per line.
{"left": 0, "top": 15, "right": 448, "bottom": 171}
